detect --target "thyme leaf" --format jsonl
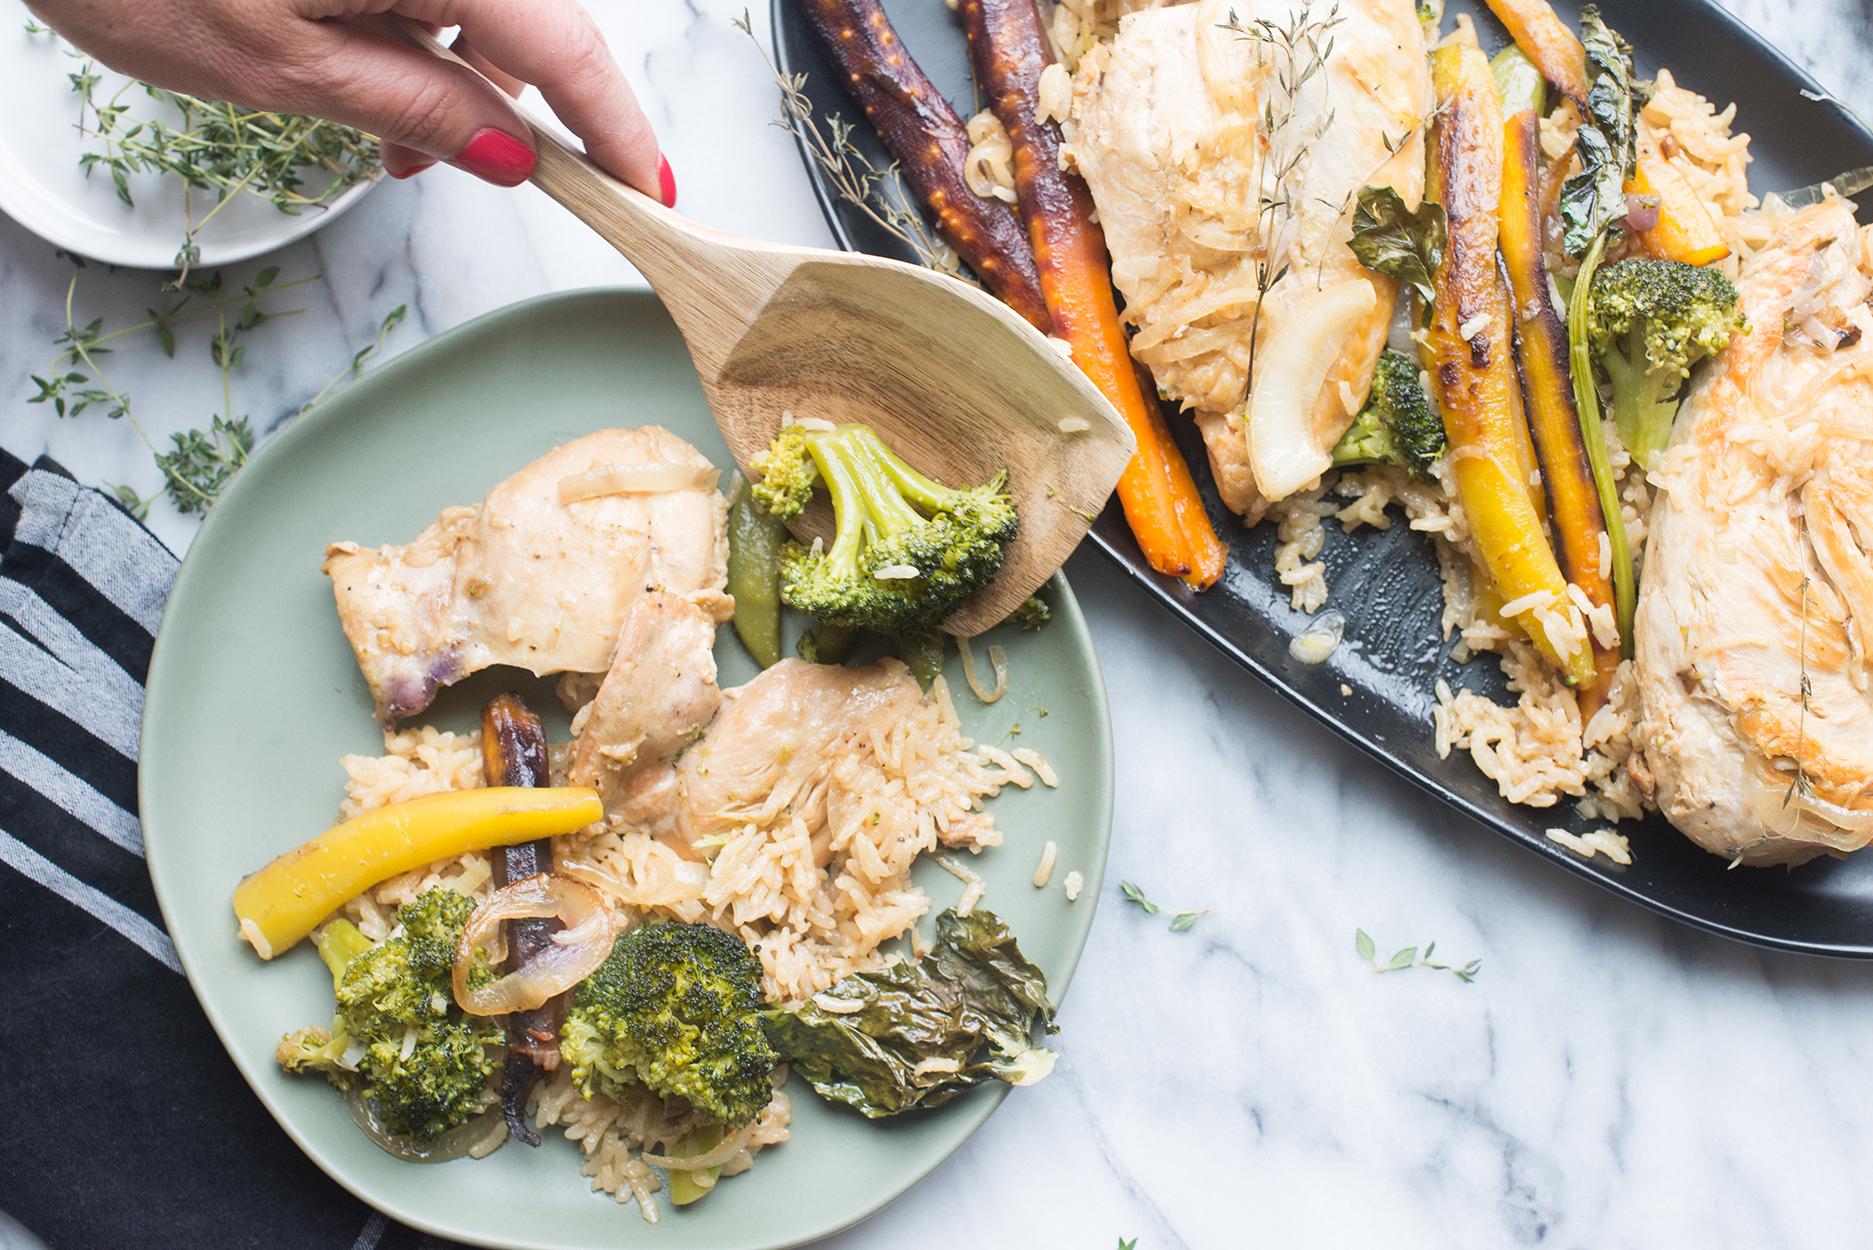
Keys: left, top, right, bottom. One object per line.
{"left": 1222, "top": 2, "right": 1346, "bottom": 394}
{"left": 33, "top": 23, "right": 381, "bottom": 275}
{"left": 1120, "top": 881, "right": 1211, "bottom": 932}
{"left": 34, "top": 257, "right": 405, "bottom": 517}
{"left": 734, "top": 11, "right": 956, "bottom": 275}
{"left": 155, "top": 416, "right": 252, "bottom": 515}
{"left": 1354, "top": 928, "right": 1479, "bottom": 983}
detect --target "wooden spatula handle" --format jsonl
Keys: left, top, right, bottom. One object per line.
{"left": 376, "top": 14, "right": 789, "bottom": 365}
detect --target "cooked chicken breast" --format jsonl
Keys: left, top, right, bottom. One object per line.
{"left": 323, "top": 428, "right": 730, "bottom": 722}
{"left": 1635, "top": 201, "right": 1873, "bottom": 865}
{"left": 671, "top": 658, "right": 924, "bottom": 857}
{"left": 566, "top": 590, "right": 721, "bottom": 825}
{"left": 1067, "top": 0, "right": 1427, "bottom": 514}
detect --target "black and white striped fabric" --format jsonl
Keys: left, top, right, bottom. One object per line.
{"left": 0, "top": 452, "right": 466, "bottom": 1250}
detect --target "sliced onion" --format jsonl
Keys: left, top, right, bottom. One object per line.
{"left": 452, "top": 873, "right": 617, "bottom": 1016}
{"left": 1621, "top": 192, "right": 1662, "bottom": 233}
{"left": 1247, "top": 279, "right": 1379, "bottom": 502}
{"left": 957, "top": 636, "right": 1008, "bottom": 703}
{"left": 642, "top": 1121, "right": 762, "bottom": 1171}
{"left": 1289, "top": 610, "right": 1345, "bottom": 665}
{"left": 559, "top": 463, "right": 718, "bottom": 504}
{"left": 344, "top": 1089, "right": 508, "bottom": 1163}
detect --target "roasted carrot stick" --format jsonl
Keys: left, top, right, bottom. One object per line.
{"left": 958, "top": 0, "right": 1225, "bottom": 588}
{"left": 1625, "top": 135, "right": 1730, "bottom": 266}
{"left": 483, "top": 694, "right": 560, "bottom": 1148}
{"left": 1502, "top": 109, "right": 1620, "bottom": 711}
{"left": 1427, "top": 45, "right": 1593, "bottom": 688}
{"left": 795, "top": 0, "right": 1051, "bottom": 331}
{"left": 1482, "top": 0, "right": 1590, "bottom": 110}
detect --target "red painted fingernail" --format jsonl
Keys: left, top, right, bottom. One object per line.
{"left": 452, "top": 127, "right": 536, "bottom": 187}
{"left": 658, "top": 153, "right": 677, "bottom": 208}
{"left": 385, "top": 155, "right": 436, "bottom": 180}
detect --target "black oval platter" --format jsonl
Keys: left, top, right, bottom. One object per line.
{"left": 770, "top": 0, "right": 1873, "bottom": 956}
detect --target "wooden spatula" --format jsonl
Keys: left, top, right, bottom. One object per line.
{"left": 393, "top": 22, "right": 1134, "bottom": 635}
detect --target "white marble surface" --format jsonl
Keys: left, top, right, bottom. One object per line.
{"left": 6, "top": 2, "right": 1873, "bottom": 1247}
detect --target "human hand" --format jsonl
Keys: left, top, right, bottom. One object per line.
{"left": 24, "top": 0, "right": 675, "bottom": 204}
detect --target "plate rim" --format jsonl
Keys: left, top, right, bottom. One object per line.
{"left": 771, "top": 0, "right": 1873, "bottom": 958}
{"left": 138, "top": 285, "right": 1117, "bottom": 1247}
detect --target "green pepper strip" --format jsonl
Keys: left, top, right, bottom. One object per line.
{"left": 1566, "top": 233, "right": 1638, "bottom": 657}
{"left": 667, "top": 1123, "right": 725, "bottom": 1206}
{"left": 727, "top": 477, "right": 786, "bottom": 668}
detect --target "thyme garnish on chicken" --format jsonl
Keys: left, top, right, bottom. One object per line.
{"left": 1221, "top": 2, "right": 1346, "bottom": 395}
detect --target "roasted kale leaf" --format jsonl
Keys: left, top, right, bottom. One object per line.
{"left": 760, "top": 909, "right": 1056, "bottom": 1118}
{"left": 1559, "top": 7, "right": 1652, "bottom": 255}
{"left": 1348, "top": 184, "right": 1447, "bottom": 321}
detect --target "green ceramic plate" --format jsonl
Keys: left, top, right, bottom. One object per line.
{"left": 139, "top": 288, "right": 1114, "bottom": 1250}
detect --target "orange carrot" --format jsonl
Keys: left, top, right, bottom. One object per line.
{"left": 1625, "top": 136, "right": 1730, "bottom": 266}
{"left": 1483, "top": 0, "right": 1590, "bottom": 110}
{"left": 1502, "top": 108, "right": 1620, "bottom": 711}
{"left": 958, "top": 0, "right": 1225, "bottom": 587}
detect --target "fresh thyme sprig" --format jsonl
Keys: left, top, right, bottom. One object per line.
{"left": 27, "top": 21, "right": 380, "bottom": 278}
{"left": 1354, "top": 929, "right": 1480, "bottom": 983}
{"left": 1223, "top": 3, "right": 1345, "bottom": 394}
{"left": 1119, "top": 881, "right": 1211, "bottom": 932}
{"left": 1768, "top": 574, "right": 1819, "bottom": 854}
{"left": 733, "top": 11, "right": 956, "bottom": 274}
{"left": 30, "top": 257, "right": 406, "bottom": 517}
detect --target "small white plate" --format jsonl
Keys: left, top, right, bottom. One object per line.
{"left": 0, "top": 24, "right": 378, "bottom": 269}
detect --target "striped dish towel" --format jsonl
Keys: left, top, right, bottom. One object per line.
{"left": 0, "top": 452, "right": 463, "bottom": 1250}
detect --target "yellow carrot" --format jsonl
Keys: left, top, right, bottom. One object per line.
{"left": 1427, "top": 45, "right": 1593, "bottom": 688}
{"left": 232, "top": 786, "right": 603, "bottom": 958}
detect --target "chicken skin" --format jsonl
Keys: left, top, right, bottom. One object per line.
{"left": 323, "top": 428, "right": 729, "bottom": 722}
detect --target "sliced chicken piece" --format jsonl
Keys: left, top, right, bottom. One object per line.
{"left": 1067, "top": 0, "right": 1427, "bottom": 511}
{"left": 1635, "top": 201, "right": 1873, "bottom": 865}
{"left": 566, "top": 591, "right": 722, "bottom": 829}
{"left": 671, "top": 658, "right": 924, "bottom": 857}
{"left": 323, "top": 428, "right": 730, "bottom": 721}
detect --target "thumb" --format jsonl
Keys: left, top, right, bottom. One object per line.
{"left": 277, "top": 20, "right": 537, "bottom": 186}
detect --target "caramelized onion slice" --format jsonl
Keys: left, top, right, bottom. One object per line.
{"left": 643, "top": 1121, "right": 764, "bottom": 1171}
{"left": 344, "top": 1090, "right": 508, "bottom": 1162}
{"left": 453, "top": 873, "right": 617, "bottom": 1016}
{"left": 559, "top": 463, "right": 719, "bottom": 504}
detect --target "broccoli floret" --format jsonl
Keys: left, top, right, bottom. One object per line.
{"left": 1330, "top": 350, "right": 1444, "bottom": 482}
{"left": 749, "top": 422, "right": 819, "bottom": 520}
{"left": 1002, "top": 596, "right": 1051, "bottom": 630}
{"left": 276, "top": 890, "right": 501, "bottom": 1142}
{"left": 1588, "top": 258, "right": 1743, "bottom": 467}
{"left": 797, "top": 620, "right": 857, "bottom": 665}
{"left": 751, "top": 422, "right": 1017, "bottom": 638}
{"left": 561, "top": 920, "right": 776, "bottom": 1128}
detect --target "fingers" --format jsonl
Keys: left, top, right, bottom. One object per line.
{"left": 451, "top": 32, "right": 525, "bottom": 99}
{"left": 269, "top": 17, "right": 540, "bottom": 185}
{"left": 379, "top": 0, "right": 666, "bottom": 200}
{"left": 379, "top": 29, "right": 523, "bottom": 178}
